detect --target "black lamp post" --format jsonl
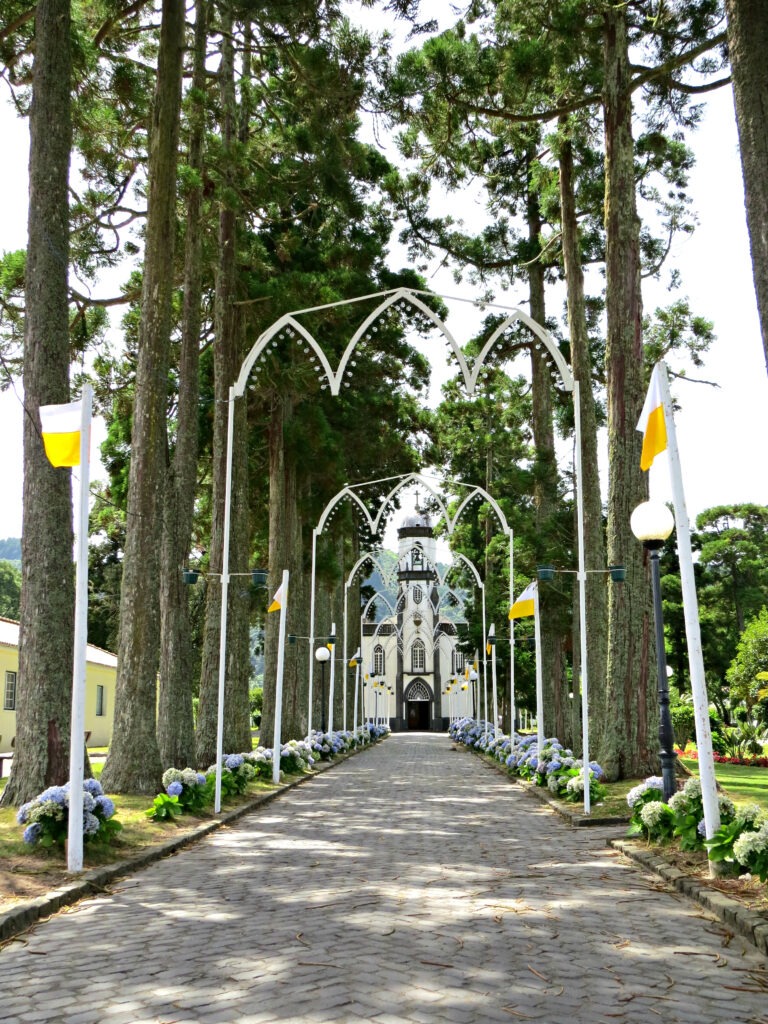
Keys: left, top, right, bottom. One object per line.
{"left": 631, "top": 499, "right": 677, "bottom": 801}
{"left": 315, "top": 645, "right": 330, "bottom": 733}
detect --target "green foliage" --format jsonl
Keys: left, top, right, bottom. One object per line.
{"left": 145, "top": 793, "right": 182, "bottom": 822}
{"left": 249, "top": 686, "right": 263, "bottom": 728}
{"left": 727, "top": 607, "right": 768, "bottom": 716}
{"left": 703, "top": 817, "right": 751, "bottom": 865}
{"left": 0, "top": 560, "right": 21, "bottom": 619}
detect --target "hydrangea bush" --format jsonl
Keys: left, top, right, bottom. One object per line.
{"left": 17, "top": 779, "right": 120, "bottom": 848}
{"left": 705, "top": 803, "right": 768, "bottom": 880}
{"left": 144, "top": 726, "right": 388, "bottom": 823}
{"left": 207, "top": 753, "right": 257, "bottom": 797}
{"left": 163, "top": 767, "right": 211, "bottom": 812}
{"left": 627, "top": 774, "right": 740, "bottom": 857}
{"left": 449, "top": 718, "right": 606, "bottom": 803}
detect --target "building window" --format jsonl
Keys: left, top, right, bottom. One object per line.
{"left": 411, "top": 545, "right": 423, "bottom": 569}
{"left": 452, "top": 651, "right": 465, "bottom": 674}
{"left": 373, "top": 645, "right": 385, "bottom": 676}
{"left": 96, "top": 685, "right": 105, "bottom": 717}
{"left": 412, "top": 585, "right": 423, "bottom": 605}
{"left": 411, "top": 639, "right": 426, "bottom": 673}
{"left": 4, "top": 671, "right": 17, "bottom": 711}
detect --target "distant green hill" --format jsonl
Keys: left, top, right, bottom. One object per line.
{"left": 363, "top": 548, "right": 468, "bottom": 622}
{"left": 0, "top": 537, "right": 21, "bottom": 564}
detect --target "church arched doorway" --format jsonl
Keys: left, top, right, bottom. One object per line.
{"left": 405, "top": 679, "right": 432, "bottom": 731}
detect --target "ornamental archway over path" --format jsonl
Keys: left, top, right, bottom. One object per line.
{"left": 212, "top": 287, "right": 593, "bottom": 813}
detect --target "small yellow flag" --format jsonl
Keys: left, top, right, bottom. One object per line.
{"left": 637, "top": 363, "right": 668, "bottom": 471}
{"left": 39, "top": 399, "right": 83, "bottom": 467}
{"left": 268, "top": 581, "right": 285, "bottom": 613}
{"left": 509, "top": 581, "right": 537, "bottom": 620}
{"left": 486, "top": 623, "right": 495, "bottom": 655}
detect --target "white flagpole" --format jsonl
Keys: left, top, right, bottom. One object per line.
{"left": 327, "top": 621, "right": 336, "bottom": 734}
{"left": 509, "top": 532, "right": 515, "bottom": 736}
{"left": 272, "top": 569, "right": 289, "bottom": 785}
{"left": 490, "top": 625, "right": 498, "bottom": 737}
{"left": 307, "top": 529, "right": 318, "bottom": 737}
{"left": 214, "top": 387, "right": 236, "bottom": 814}
{"left": 67, "top": 385, "right": 92, "bottom": 873}
{"left": 534, "top": 585, "right": 544, "bottom": 754}
{"left": 658, "top": 362, "right": 720, "bottom": 844}
{"left": 342, "top": 586, "right": 349, "bottom": 732}
{"left": 481, "top": 588, "right": 488, "bottom": 739}
{"left": 574, "top": 380, "right": 591, "bottom": 814}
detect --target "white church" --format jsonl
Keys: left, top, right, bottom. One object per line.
{"left": 361, "top": 512, "right": 474, "bottom": 731}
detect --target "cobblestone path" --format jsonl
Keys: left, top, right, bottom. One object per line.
{"left": 2, "top": 733, "right": 767, "bottom": 1023}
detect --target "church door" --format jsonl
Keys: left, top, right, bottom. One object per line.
{"left": 406, "top": 700, "right": 431, "bottom": 730}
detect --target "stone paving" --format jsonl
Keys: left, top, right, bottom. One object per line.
{"left": 2, "top": 733, "right": 767, "bottom": 1024}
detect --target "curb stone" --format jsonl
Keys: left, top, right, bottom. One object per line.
{"left": 610, "top": 838, "right": 768, "bottom": 958}
{"left": 0, "top": 741, "right": 379, "bottom": 945}
{"left": 459, "top": 742, "right": 768, "bottom": 959}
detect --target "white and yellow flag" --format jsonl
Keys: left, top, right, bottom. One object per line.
{"left": 486, "top": 623, "right": 495, "bottom": 655}
{"left": 509, "top": 580, "right": 537, "bottom": 620}
{"left": 39, "top": 399, "right": 84, "bottom": 468}
{"left": 637, "top": 363, "right": 668, "bottom": 471}
{"left": 268, "top": 581, "right": 286, "bottom": 613}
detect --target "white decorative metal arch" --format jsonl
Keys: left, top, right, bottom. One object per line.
{"left": 215, "top": 287, "right": 590, "bottom": 813}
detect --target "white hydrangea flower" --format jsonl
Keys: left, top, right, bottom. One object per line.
{"left": 733, "top": 823, "right": 768, "bottom": 866}
{"left": 639, "top": 800, "right": 669, "bottom": 829}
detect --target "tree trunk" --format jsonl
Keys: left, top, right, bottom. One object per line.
{"left": 558, "top": 128, "right": 608, "bottom": 758}
{"left": 526, "top": 164, "right": 566, "bottom": 741}
{"left": 196, "top": 6, "right": 253, "bottom": 765}
{"left": 260, "top": 395, "right": 310, "bottom": 745}
{"left": 101, "top": 0, "right": 184, "bottom": 794}
{"left": 1, "top": 1, "right": 73, "bottom": 807}
{"left": 726, "top": 0, "right": 768, "bottom": 375}
{"left": 157, "top": 0, "right": 206, "bottom": 770}
{"left": 600, "top": 6, "right": 657, "bottom": 781}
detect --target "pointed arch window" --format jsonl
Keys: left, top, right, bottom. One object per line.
{"left": 452, "top": 650, "right": 465, "bottom": 675}
{"left": 411, "top": 638, "right": 426, "bottom": 673}
{"left": 373, "top": 644, "right": 385, "bottom": 676}
{"left": 412, "top": 585, "right": 423, "bottom": 605}
{"left": 411, "top": 545, "right": 424, "bottom": 570}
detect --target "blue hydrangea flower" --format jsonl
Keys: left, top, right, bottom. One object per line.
{"left": 196, "top": 773, "right": 206, "bottom": 785}
{"left": 697, "top": 818, "right": 707, "bottom": 837}
{"left": 17, "top": 802, "right": 32, "bottom": 824}
{"left": 95, "top": 795, "right": 115, "bottom": 818}
{"left": 36, "top": 786, "right": 68, "bottom": 806}
{"left": 23, "top": 822, "right": 42, "bottom": 844}
{"left": 83, "top": 778, "right": 104, "bottom": 796}
{"left": 83, "top": 812, "right": 101, "bottom": 835}
{"left": 166, "top": 781, "right": 183, "bottom": 796}
{"left": 225, "top": 753, "right": 244, "bottom": 770}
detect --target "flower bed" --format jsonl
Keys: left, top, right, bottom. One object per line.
{"left": 678, "top": 748, "right": 768, "bottom": 768}
{"left": 449, "top": 717, "right": 606, "bottom": 804}
{"left": 145, "top": 724, "right": 389, "bottom": 822}
{"left": 627, "top": 774, "right": 768, "bottom": 881}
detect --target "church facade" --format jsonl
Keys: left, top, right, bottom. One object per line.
{"left": 361, "top": 514, "right": 473, "bottom": 731}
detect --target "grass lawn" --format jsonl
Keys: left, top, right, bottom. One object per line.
{"left": 681, "top": 757, "right": 768, "bottom": 810}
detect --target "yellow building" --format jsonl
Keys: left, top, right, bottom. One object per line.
{"left": 0, "top": 616, "right": 117, "bottom": 751}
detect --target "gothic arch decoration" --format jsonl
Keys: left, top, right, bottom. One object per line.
{"left": 233, "top": 286, "right": 573, "bottom": 400}
{"left": 214, "top": 288, "right": 592, "bottom": 814}
{"left": 404, "top": 679, "right": 432, "bottom": 702}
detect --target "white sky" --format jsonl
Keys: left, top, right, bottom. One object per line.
{"left": 1, "top": 28, "right": 767, "bottom": 548}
